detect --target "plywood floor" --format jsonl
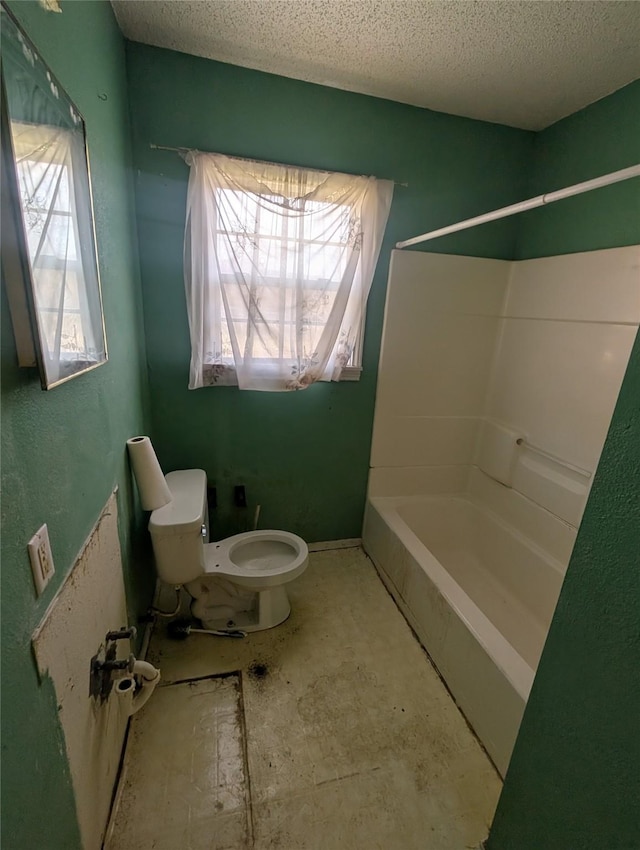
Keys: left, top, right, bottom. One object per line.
{"left": 106, "top": 547, "right": 501, "bottom": 850}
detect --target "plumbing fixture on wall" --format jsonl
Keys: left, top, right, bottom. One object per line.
{"left": 89, "top": 626, "right": 161, "bottom": 713}
{"left": 89, "top": 626, "right": 136, "bottom": 702}
{"left": 105, "top": 627, "right": 137, "bottom": 643}
{"left": 113, "top": 660, "right": 161, "bottom": 716}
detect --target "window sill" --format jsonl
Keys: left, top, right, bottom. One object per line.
{"left": 340, "top": 366, "right": 362, "bottom": 381}
{"left": 200, "top": 362, "right": 362, "bottom": 386}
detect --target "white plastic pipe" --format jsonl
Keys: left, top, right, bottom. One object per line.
{"left": 130, "top": 660, "right": 161, "bottom": 715}
{"left": 115, "top": 660, "right": 161, "bottom": 716}
{"left": 396, "top": 164, "right": 640, "bottom": 249}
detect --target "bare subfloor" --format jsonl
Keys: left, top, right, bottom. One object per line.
{"left": 106, "top": 548, "right": 501, "bottom": 849}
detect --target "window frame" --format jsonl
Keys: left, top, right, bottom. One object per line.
{"left": 212, "top": 185, "right": 367, "bottom": 381}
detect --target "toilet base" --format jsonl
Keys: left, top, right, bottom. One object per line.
{"left": 199, "top": 585, "right": 291, "bottom": 633}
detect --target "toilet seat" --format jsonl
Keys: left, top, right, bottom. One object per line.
{"left": 203, "top": 530, "right": 308, "bottom": 588}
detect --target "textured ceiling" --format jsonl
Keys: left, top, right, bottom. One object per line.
{"left": 112, "top": 0, "right": 640, "bottom": 130}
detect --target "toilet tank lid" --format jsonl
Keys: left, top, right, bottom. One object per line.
{"left": 149, "top": 469, "right": 207, "bottom": 536}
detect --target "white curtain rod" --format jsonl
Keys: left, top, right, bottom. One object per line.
{"left": 149, "top": 143, "right": 409, "bottom": 187}
{"left": 396, "top": 163, "right": 640, "bottom": 249}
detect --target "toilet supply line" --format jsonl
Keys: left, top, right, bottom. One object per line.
{"left": 149, "top": 585, "right": 183, "bottom": 618}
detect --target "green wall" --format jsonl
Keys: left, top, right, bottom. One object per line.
{"left": 516, "top": 80, "right": 640, "bottom": 259}
{"left": 1, "top": 3, "right": 152, "bottom": 848}
{"left": 487, "top": 82, "right": 640, "bottom": 850}
{"left": 487, "top": 340, "right": 640, "bottom": 850}
{"left": 126, "top": 42, "right": 534, "bottom": 542}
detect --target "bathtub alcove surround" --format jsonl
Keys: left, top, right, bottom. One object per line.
{"left": 364, "top": 245, "right": 640, "bottom": 774}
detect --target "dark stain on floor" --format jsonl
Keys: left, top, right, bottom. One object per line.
{"left": 248, "top": 660, "right": 270, "bottom": 682}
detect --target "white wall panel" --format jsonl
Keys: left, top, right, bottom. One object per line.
{"left": 371, "top": 415, "right": 479, "bottom": 467}
{"left": 376, "top": 313, "right": 501, "bottom": 417}
{"left": 368, "top": 465, "right": 469, "bottom": 497}
{"left": 372, "top": 251, "right": 509, "bottom": 480}
{"left": 486, "top": 319, "right": 637, "bottom": 471}
{"left": 371, "top": 246, "right": 639, "bottom": 520}
{"left": 505, "top": 246, "right": 640, "bottom": 323}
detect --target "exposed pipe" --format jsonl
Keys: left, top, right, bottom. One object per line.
{"left": 396, "top": 164, "right": 640, "bottom": 249}
{"left": 149, "top": 585, "right": 182, "bottom": 618}
{"left": 115, "top": 660, "right": 161, "bottom": 716}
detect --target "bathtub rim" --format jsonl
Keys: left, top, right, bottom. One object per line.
{"left": 368, "top": 494, "right": 537, "bottom": 702}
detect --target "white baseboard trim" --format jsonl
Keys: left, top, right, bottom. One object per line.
{"left": 308, "top": 538, "right": 362, "bottom": 552}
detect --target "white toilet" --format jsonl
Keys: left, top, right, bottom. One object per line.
{"left": 149, "top": 469, "right": 308, "bottom": 632}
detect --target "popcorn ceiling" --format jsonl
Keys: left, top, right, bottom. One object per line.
{"left": 112, "top": 1, "right": 640, "bottom": 130}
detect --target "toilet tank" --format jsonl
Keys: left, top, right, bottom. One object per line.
{"left": 149, "top": 469, "right": 208, "bottom": 585}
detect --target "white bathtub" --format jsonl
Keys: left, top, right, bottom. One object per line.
{"left": 363, "top": 485, "right": 569, "bottom": 775}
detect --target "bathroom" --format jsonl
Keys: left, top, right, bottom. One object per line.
{"left": 1, "top": 1, "right": 639, "bottom": 848}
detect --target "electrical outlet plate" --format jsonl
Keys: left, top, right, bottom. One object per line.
{"left": 28, "top": 523, "right": 55, "bottom": 595}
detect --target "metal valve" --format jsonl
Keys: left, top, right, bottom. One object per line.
{"left": 105, "top": 626, "right": 137, "bottom": 642}
{"left": 89, "top": 626, "right": 137, "bottom": 701}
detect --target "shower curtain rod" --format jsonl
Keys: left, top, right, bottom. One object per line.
{"left": 149, "top": 143, "right": 409, "bottom": 187}
{"left": 396, "top": 163, "right": 640, "bottom": 249}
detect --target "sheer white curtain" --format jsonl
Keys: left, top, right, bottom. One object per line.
{"left": 12, "top": 121, "right": 101, "bottom": 383}
{"left": 184, "top": 152, "right": 393, "bottom": 391}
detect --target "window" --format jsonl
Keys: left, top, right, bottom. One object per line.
{"left": 183, "top": 153, "right": 393, "bottom": 392}
{"left": 1, "top": 3, "right": 106, "bottom": 389}
{"left": 17, "top": 140, "right": 85, "bottom": 357}
{"left": 10, "top": 122, "right": 104, "bottom": 382}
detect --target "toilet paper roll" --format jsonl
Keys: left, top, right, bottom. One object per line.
{"left": 126, "top": 436, "right": 172, "bottom": 511}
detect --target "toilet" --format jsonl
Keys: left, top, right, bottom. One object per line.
{"left": 149, "top": 469, "right": 308, "bottom": 632}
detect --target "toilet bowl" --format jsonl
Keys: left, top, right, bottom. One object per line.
{"left": 149, "top": 469, "right": 308, "bottom": 632}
